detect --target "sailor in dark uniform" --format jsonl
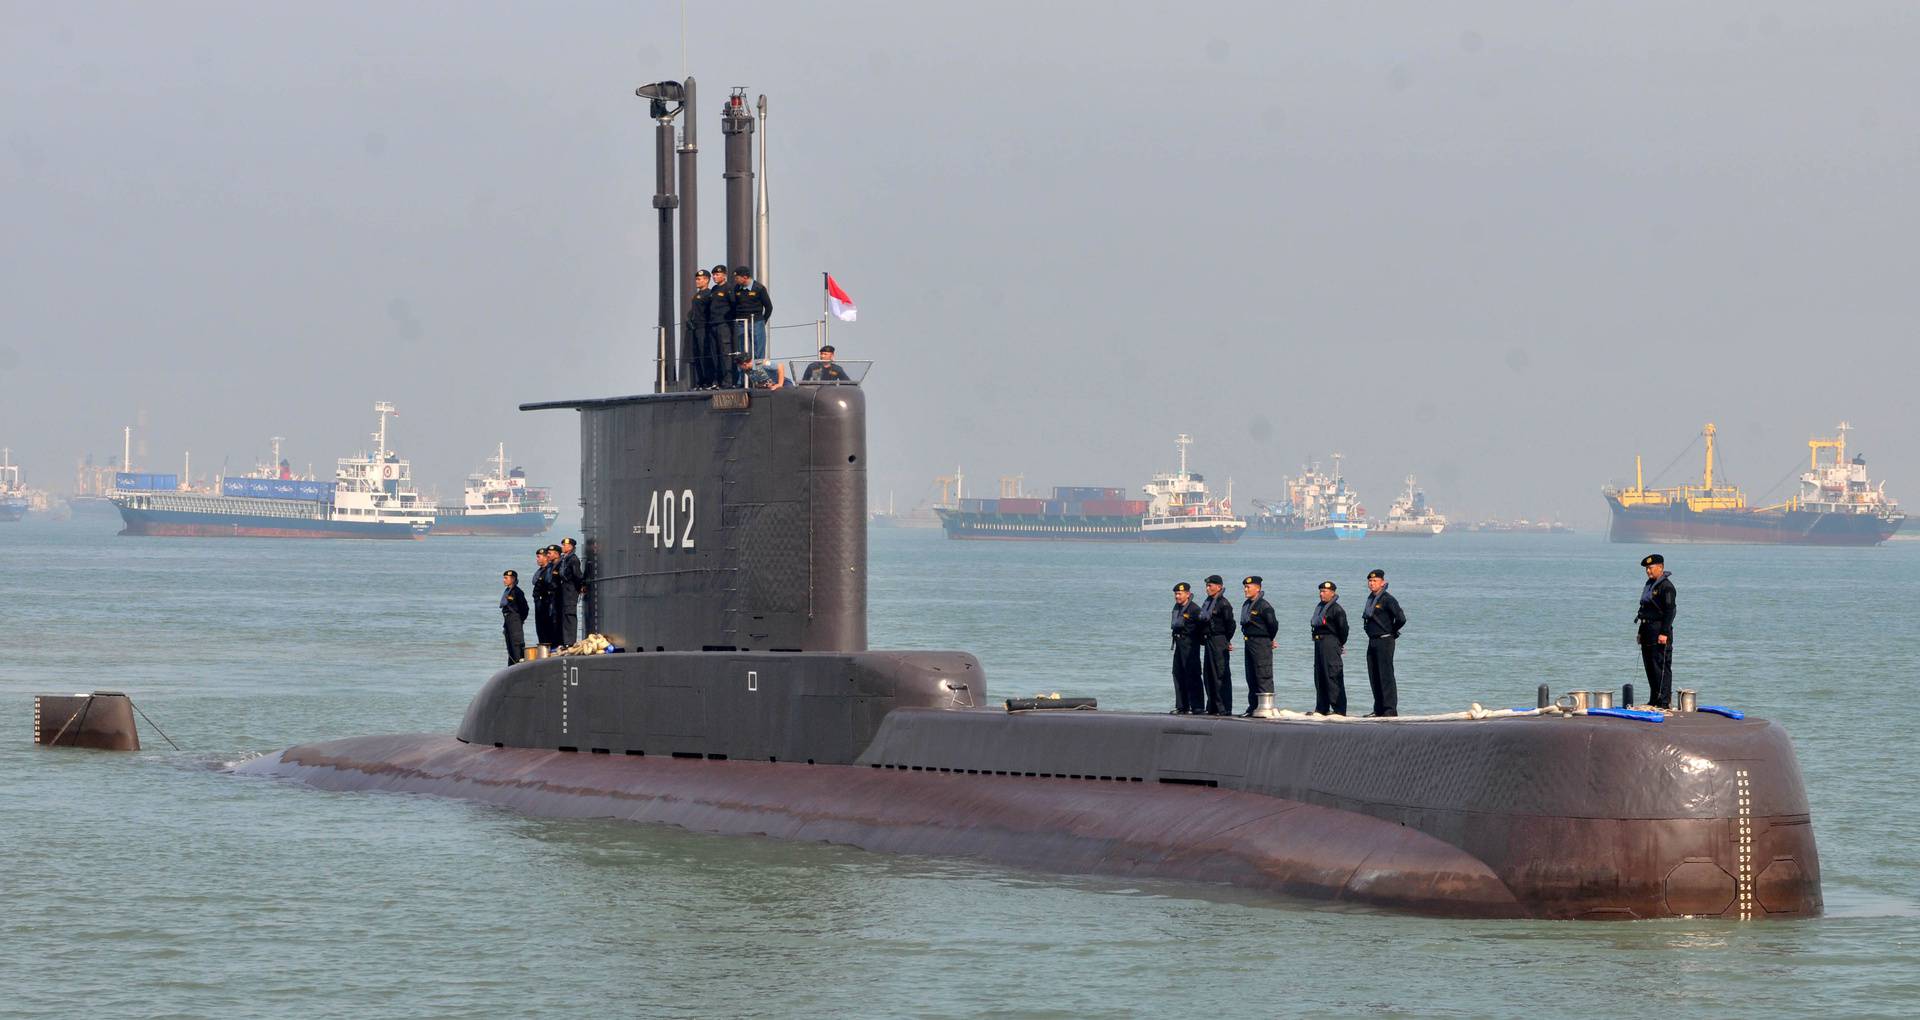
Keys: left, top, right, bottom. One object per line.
{"left": 559, "top": 537, "right": 585, "bottom": 646}
{"left": 1199, "top": 575, "right": 1235, "bottom": 715}
{"left": 500, "top": 569, "right": 530, "bottom": 665}
{"left": 530, "top": 548, "right": 554, "bottom": 649}
{"left": 687, "top": 270, "right": 716, "bottom": 388}
{"left": 707, "top": 264, "right": 736, "bottom": 386}
{"left": 1636, "top": 553, "right": 1678, "bottom": 708}
{"left": 729, "top": 266, "right": 772, "bottom": 361}
{"left": 1360, "top": 569, "right": 1407, "bottom": 716}
{"left": 1310, "top": 580, "right": 1350, "bottom": 715}
{"left": 1169, "top": 582, "right": 1205, "bottom": 714}
{"left": 1238, "top": 575, "right": 1278, "bottom": 716}
{"left": 542, "top": 544, "right": 567, "bottom": 646}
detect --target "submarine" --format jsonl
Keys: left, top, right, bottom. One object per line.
{"left": 241, "top": 77, "right": 1822, "bottom": 920}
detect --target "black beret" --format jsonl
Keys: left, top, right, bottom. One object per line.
{"left": 1641, "top": 553, "right": 1664, "bottom": 567}
{"left": 1318, "top": 580, "right": 1337, "bottom": 591}
{"left": 711, "top": 263, "right": 729, "bottom": 274}
{"left": 733, "top": 265, "right": 752, "bottom": 275}
{"left": 1367, "top": 569, "right": 1385, "bottom": 580}
{"left": 1243, "top": 575, "right": 1262, "bottom": 586}
{"left": 1173, "top": 582, "right": 1191, "bottom": 593}
{"left": 1205, "top": 574, "right": 1224, "bottom": 586}
{"left": 819, "top": 344, "right": 835, "bottom": 353}
{"left": 695, "top": 268, "right": 710, "bottom": 276}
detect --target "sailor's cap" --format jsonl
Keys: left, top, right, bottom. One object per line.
{"left": 1204, "top": 574, "right": 1224, "bottom": 586}
{"left": 1641, "top": 553, "right": 1664, "bottom": 567}
{"left": 1243, "top": 575, "right": 1262, "bottom": 586}
{"left": 1367, "top": 569, "right": 1385, "bottom": 580}
{"left": 1318, "top": 580, "right": 1337, "bottom": 591}
{"left": 1173, "top": 582, "right": 1191, "bottom": 593}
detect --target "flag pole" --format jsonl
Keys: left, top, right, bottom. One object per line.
{"left": 820, "top": 271, "right": 829, "bottom": 348}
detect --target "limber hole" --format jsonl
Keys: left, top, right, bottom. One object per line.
{"left": 671, "top": 751, "right": 702, "bottom": 759}
{"left": 707, "top": 753, "right": 728, "bottom": 760}
{"left": 558, "top": 746, "right": 578, "bottom": 753}
{"left": 1158, "top": 777, "right": 1219, "bottom": 788}
{"left": 626, "top": 750, "right": 645, "bottom": 756}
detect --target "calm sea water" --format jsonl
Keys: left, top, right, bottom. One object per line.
{"left": 3, "top": 516, "right": 1917, "bottom": 1018}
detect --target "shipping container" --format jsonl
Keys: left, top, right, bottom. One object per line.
{"left": 997, "top": 498, "right": 1046, "bottom": 514}
{"left": 115, "top": 472, "right": 179, "bottom": 491}
{"left": 958, "top": 498, "right": 999, "bottom": 514}
{"left": 1050, "top": 486, "right": 1125, "bottom": 502}
{"left": 1043, "top": 500, "right": 1065, "bottom": 515}
{"left": 1080, "top": 499, "right": 1146, "bottom": 517}
{"left": 221, "top": 477, "right": 334, "bottom": 502}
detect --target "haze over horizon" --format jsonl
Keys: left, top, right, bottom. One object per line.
{"left": 5, "top": 2, "right": 1917, "bottom": 527}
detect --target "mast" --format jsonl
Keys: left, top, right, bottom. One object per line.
{"left": 755, "top": 94, "right": 770, "bottom": 286}
{"left": 123, "top": 426, "right": 131, "bottom": 471}
{"left": 373, "top": 402, "right": 396, "bottom": 462}
{"left": 1703, "top": 422, "right": 1716, "bottom": 491}
{"left": 1176, "top": 433, "right": 1191, "bottom": 478}
{"left": 497, "top": 442, "right": 507, "bottom": 480}
{"left": 1636, "top": 455, "right": 1644, "bottom": 493}
{"left": 676, "top": 78, "right": 699, "bottom": 389}
{"left": 723, "top": 88, "right": 756, "bottom": 275}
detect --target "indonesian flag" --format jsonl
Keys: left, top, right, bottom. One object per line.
{"left": 826, "top": 273, "right": 858, "bottom": 322}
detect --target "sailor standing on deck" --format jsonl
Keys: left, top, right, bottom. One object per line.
{"left": 531, "top": 548, "right": 555, "bottom": 649}
{"left": 687, "top": 270, "right": 716, "bottom": 388}
{"left": 500, "top": 569, "right": 530, "bottom": 665}
{"left": 730, "top": 266, "right": 772, "bottom": 362}
{"left": 1310, "top": 580, "right": 1350, "bottom": 716}
{"left": 1199, "top": 575, "right": 1235, "bottom": 716}
{"left": 558, "top": 537, "right": 585, "bottom": 647}
{"left": 1169, "top": 582, "right": 1205, "bottom": 714}
{"left": 707, "top": 264, "right": 736, "bottom": 385}
{"left": 1238, "top": 576, "right": 1278, "bottom": 716}
{"left": 1636, "top": 554, "right": 1678, "bottom": 708}
{"left": 1361, "top": 569, "right": 1406, "bottom": 717}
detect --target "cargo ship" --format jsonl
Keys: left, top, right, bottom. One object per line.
{"left": 112, "top": 403, "right": 436, "bottom": 539}
{"left": 430, "top": 444, "right": 559, "bottom": 537}
{"left": 1372, "top": 475, "right": 1448, "bottom": 537}
{"left": 1249, "top": 454, "right": 1367, "bottom": 539}
{"left": 935, "top": 435, "right": 1244, "bottom": 542}
{"left": 0, "top": 448, "right": 28, "bottom": 522}
{"left": 1605, "top": 422, "right": 1903, "bottom": 546}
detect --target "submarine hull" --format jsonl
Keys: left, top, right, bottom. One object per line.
{"left": 240, "top": 650, "right": 1821, "bottom": 920}
{"left": 241, "top": 734, "right": 1522, "bottom": 917}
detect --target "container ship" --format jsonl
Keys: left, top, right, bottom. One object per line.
{"left": 430, "top": 444, "right": 559, "bottom": 537}
{"left": 936, "top": 435, "right": 1244, "bottom": 542}
{"left": 1372, "top": 475, "right": 1448, "bottom": 537}
{"left": 1605, "top": 422, "right": 1903, "bottom": 546}
{"left": 112, "top": 403, "right": 436, "bottom": 539}
{"left": 1249, "top": 454, "right": 1367, "bottom": 539}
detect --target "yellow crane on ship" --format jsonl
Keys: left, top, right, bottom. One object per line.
{"left": 1613, "top": 423, "right": 1749, "bottom": 512}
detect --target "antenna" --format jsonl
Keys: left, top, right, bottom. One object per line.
{"left": 756, "top": 94, "right": 770, "bottom": 287}
{"left": 1175, "top": 433, "right": 1191, "bottom": 477}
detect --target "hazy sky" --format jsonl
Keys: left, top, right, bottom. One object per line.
{"left": 5, "top": 1, "right": 1917, "bottom": 525}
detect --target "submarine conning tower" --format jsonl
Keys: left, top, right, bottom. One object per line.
{"left": 523, "top": 386, "right": 868, "bottom": 654}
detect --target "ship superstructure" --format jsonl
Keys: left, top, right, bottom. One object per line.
{"left": 1249, "top": 454, "right": 1367, "bottom": 539}
{"left": 431, "top": 444, "right": 559, "bottom": 537}
{"left": 1, "top": 448, "right": 28, "bottom": 522}
{"left": 1605, "top": 422, "right": 1902, "bottom": 545}
{"left": 1139, "top": 434, "right": 1246, "bottom": 541}
{"left": 1373, "top": 475, "right": 1448, "bottom": 537}
{"left": 112, "top": 403, "right": 436, "bottom": 539}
